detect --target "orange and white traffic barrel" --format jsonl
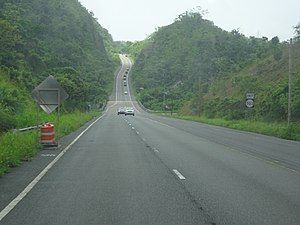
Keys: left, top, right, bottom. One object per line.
{"left": 41, "top": 123, "right": 56, "bottom": 146}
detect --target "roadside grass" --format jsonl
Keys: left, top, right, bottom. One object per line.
{"left": 0, "top": 110, "right": 101, "bottom": 176}
{"left": 162, "top": 114, "right": 300, "bottom": 141}
{"left": 0, "top": 131, "right": 36, "bottom": 175}
{"left": 58, "top": 111, "right": 100, "bottom": 137}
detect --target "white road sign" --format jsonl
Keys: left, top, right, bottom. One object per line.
{"left": 31, "top": 76, "right": 68, "bottom": 114}
{"left": 246, "top": 99, "right": 254, "bottom": 108}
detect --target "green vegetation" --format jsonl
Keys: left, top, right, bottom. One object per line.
{"left": 0, "top": 111, "right": 100, "bottom": 176}
{"left": 0, "top": 0, "right": 117, "bottom": 124}
{"left": 132, "top": 10, "right": 300, "bottom": 135}
{"left": 0, "top": 0, "right": 117, "bottom": 175}
{"left": 162, "top": 114, "right": 300, "bottom": 141}
{"left": 115, "top": 35, "right": 154, "bottom": 60}
{"left": 58, "top": 110, "right": 100, "bottom": 137}
{"left": 1, "top": 2, "right": 300, "bottom": 176}
{"left": 0, "top": 131, "right": 36, "bottom": 175}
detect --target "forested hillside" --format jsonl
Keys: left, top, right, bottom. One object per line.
{"left": 132, "top": 11, "right": 300, "bottom": 123}
{"left": 0, "top": 0, "right": 117, "bottom": 132}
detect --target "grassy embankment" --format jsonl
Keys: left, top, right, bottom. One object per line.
{"left": 0, "top": 110, "right": 100, "bottom": 176}
{"left": 161, "top": 114, "right": 300, "bottom": 141}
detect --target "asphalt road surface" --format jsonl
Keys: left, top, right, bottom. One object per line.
{"left": 0, "top": 55, "right": 300, "bottom": 225}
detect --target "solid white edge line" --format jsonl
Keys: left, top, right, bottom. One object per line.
{"left": 0, "top": 114, "right": 105, "bottom": 222}
{"left": 173, "top": 169, "right": 186, "bottom": 180}
{"left": 0, "top": 56, "right": 137, "bottom": 221}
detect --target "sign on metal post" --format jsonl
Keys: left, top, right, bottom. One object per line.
{"left": 246, "top": 92, "right": 255, "bottom": 108}
{"left": 246, "top": 93, "right": 255, "bottom": 100}
{"left": 31, "top": 76, "right": 68, "bottom": 147}
{"left": 31, "top": 76, "right": 68, "bottom": 113}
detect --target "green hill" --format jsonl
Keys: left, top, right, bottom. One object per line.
{"left": 132, "top": 11, "right": 300, "bottom": 122}
{"left": 0, "top": 0, "right": 118, "bottom": 132}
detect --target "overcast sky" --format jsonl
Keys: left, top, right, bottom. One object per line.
{"left": 79, "top": 0, "right": 300, "bottom": 42}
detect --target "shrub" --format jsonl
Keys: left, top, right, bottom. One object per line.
{"left": 0, "top": 108, "right": 17, "bottom": 132}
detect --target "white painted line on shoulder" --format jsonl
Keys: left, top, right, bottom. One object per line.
{"left": 41, "top": 154, "right": 56, "bottom": 157}
{"left": 0, "top": 114, "right": 105, "bottom": 222}
{"left": 173, "top": 169, "right": 186, "bottom": 180}
{"left": 153, "top": 148, "right": 159, "bottom": 153}
{"left": 144, "top": 117, "right": 175, "bottom": 129}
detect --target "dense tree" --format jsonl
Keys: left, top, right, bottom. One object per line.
{"left": 0, "top": 0, "right": 118, "bottom": 131}
{"left": 132, "top": 11, "right": 300, "bottom": 122}
{"left": 0, "top": 0, "right": 117, "bottom": 114}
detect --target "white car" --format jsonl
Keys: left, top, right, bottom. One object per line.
{"left": 117, "top": 107, "right": 125, "bottom": 115}
{"left": 124, "top": 91, "right": 128, "bottom": 95}
{"left": 125, "top": 107, "right": 134, "bottom": 116}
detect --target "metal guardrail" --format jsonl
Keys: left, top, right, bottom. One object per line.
{"left": 13, "top": 124, "right": 47, "bottom": 133}
{"left": 11, "top": 126, "right": 35, "bottom": 134}
{"left": 18, "top": 126, "right": 39, "bottom": 132}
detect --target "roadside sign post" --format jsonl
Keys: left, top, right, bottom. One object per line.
{"left": 246, "top": 92, "right": 255, "bottom": 108}
{"left": 31, "top": 76, "right": 68, "bottom": 148}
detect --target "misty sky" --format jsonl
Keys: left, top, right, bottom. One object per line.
{"left": 79, "top": 0, "right": 300, "bottom": 42}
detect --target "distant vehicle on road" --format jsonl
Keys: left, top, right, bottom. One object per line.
{"left": 125, "top": 107, "right": 134, "bottom": 116}
{"left": 117, "top": 107, "right": 125, "bottom": 115}
{"left": 124, "top": 91, "right": 128, "bottom": 95}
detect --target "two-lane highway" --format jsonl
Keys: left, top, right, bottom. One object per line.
{"left": 1, "top": 55, "right": 300, "bottom": 225}
{"left": 122, "top": 113, "right": 300, "bottom": 225}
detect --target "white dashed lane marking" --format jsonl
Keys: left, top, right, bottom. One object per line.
{"left": 173, "top": 169, "right": 186, "bottom": 180}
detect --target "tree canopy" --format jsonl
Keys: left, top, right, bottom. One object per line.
{"left": 132, "top": 11, "right": 300, "bottom": 122}
{"left": 0, "top": 0, "right": 117, "bottom": 131}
